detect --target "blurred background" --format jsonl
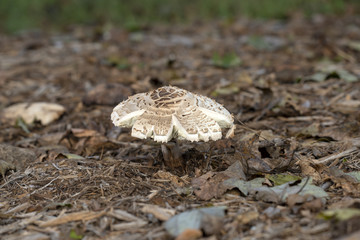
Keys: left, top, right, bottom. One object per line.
{"left": 1, "top": 0, "right": 359, "bottom": 33}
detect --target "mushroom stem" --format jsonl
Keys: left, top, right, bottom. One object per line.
{"left": 161, "top": 144, "right": 170, "bottom": 165}
{"left": 161, "top": 141, "right": 183, "bottom": 168}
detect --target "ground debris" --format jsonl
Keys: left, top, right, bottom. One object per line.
{"left": 1, "top": 15, "right": 360, "bottom": 240}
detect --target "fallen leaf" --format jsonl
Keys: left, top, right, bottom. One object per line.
{"left": 306, "top": 72, "right": 328, "bottom": 82}
{"left": 252, "top": 177, "right": 328, "bottom": 203}
{"left": 236, "top": 211, "right": 259, "bottom": 225}
{"left": 269, "top": 177, "right": 328, "bottom": 200}
{"left": 318, "top": 208, "right": 360, "bottom": 221}
{"left": 252, "top": 186, "right": 280, "bottom": 203}
{"left": 266, "top": 174, "right": 302, "bottom": 186}
{"left": 164, "top": 206, "right": 226, "bottom": 238}
{"left": 15, "top": 117, "right": 30, "bottom": 133}
{"left": 346, "top": 171, "right": 360, "bottom": 182}
{"left": 324, "top": 167, "right": 360, "bottom": 196}
{"left": 328, "top": 198, "right": 360, "bottom": 209}
{"left": 0, "top": 160, "right": 16, "bottom": 177}
{"left": 306, "top": 62, "right": 358, "bottom": 82}
{"left": 175, "top": 229, "right": 202, "bottom": 240}
{"left": 298, "top": 158, "right": 323, "bottom": 182}
{"left": 263, "top": 206, "right": 282, "bottom": 218}
{"left": 69, "top": 229, "right": 83, "bottom": 240}
{"left": 223, "top": 178, "right": 265, "bottom": 196}
{"left": 211, "top": 84, "right": 239, "bottom": 97}
{"left": 2, "top": 102, "right": 65, "bottom": 125}
{"left": 192, "top": 172, "right": 228, "bottom": 200}
{"left": 287, "top": 194, "right": 323, "bottom": 213}
{"left": 191, "top": 161, "right": 246, "bottom": 200}
{"left": 212, "top": 52, "right": 241, "bottom": 68}
{"left": 154, "top": 170, "right": 186, "bottom": 187}
{"left": 0, "top": 144, "right": 37, "bottom": 176}
{"left": 222, "top": 161, "right": 247, "bottom": 179}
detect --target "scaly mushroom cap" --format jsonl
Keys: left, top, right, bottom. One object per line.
{"left": 111, "top": 86, "right": 234, "bottom": 142}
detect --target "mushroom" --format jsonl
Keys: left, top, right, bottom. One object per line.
{"left": 111, "top": 86, "right": 235, "bottom": 166}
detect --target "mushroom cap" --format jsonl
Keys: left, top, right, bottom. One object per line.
{"left": 111, "top": 86, "right": 234, "bottom": 143}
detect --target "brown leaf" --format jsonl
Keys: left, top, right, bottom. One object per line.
{"left": 287, "top": 194, "right": 323, "bottom": 213}
{"left": 0, "top": 144, "right": 37, "bottom": 176}
{"left": 201, "top": 213, "right": 224, "bottom": 236}
{"left": 236, "top": 211, "right": 259, "bottom": 225}
{"left": 175, "top": 229, "right": 202, "bottom": 240}
{"left": 192, "top": 172, "right": 227, "bottom": 200}
{"left": 192, "top": 161, "right": 246, "bottom": 200}
{"left": 325, "top": 167, "right": 360, "bottom": 197}
{"left": 298, "top": 158, "right": 323, "bottom": 182}
{"left": 154, "top": 170, "right": 186, "bottom": 187}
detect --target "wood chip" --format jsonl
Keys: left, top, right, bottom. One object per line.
{"left": 141, "top": 204, "right": 176, "bottom": 221}
{"left": 111, "top": 220, "right": 147, "bottom": 231}
{"left": 39, "top": 211, "right": 105, "bottom": 227}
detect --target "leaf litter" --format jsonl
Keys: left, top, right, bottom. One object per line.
{"left": 0, "top": 15, "right": 360, "bottom": 240}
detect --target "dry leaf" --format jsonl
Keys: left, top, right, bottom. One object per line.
{"left": 0, "top": 144, "right": 36, "bottom": 176}
{"left": 175, "top": 229, "right": 202, "bottom": 240}
{"left": 164, "top": 206, "right": 226, "bottom": 237}
{"left": 154, "top": 170, "right": 186, "bottom": 187}
{"left": 2, "top": 102, "right": 65, "bottom": 125}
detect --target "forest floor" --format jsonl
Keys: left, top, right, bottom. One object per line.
{"left": 1, "top": 15, "right": 360, "bottom": 240}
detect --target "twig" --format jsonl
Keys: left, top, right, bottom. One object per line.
{"left": 0, "top": 173, "right": 27, "bottom": 189}
{"left": 296, "top": 176, "right": 310, "bottom": 194}
{"left": 235, "top": 116, "right": 270, "bottom": 142}
{"left": 313, "top": 147, "right": 359, "bottom": 164}
{"left": 28, "top": 176, "right": 60, "bottom": 196}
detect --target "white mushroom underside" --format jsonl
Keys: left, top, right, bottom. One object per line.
{"left": 130, "top": 113, "right": 222, "bottom": 143}
{"left": 111, "top": 86, "right": 234, "bottom": 142}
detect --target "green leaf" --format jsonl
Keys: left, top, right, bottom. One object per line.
{"left": 212, "top": 52, "right": 241, "bottom": 68}
{"left": 15, "top": 117, "right": 30, "bottom": 134}
{"left": 211, "top": 84, "right": 240, "bottom": 97}
{"left": 69, "top": 229, "right": 83, "bottom": 240}
{"left": 318, "top": 208, "right": 360, "bottom": 221}
{"left": 266, "top": 174, "right": 302, "bottom": 186}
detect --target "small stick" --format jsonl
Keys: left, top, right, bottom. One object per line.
{"left": 313, "top": 147, "right": 358, "bottom": 164}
